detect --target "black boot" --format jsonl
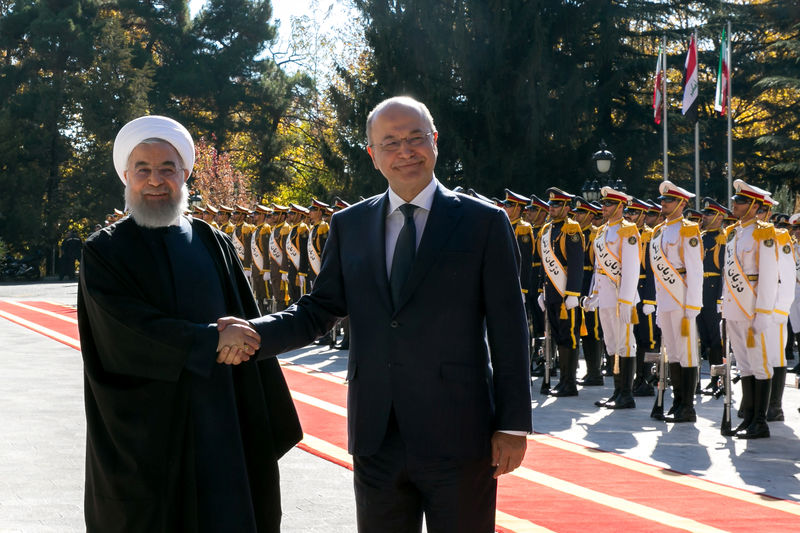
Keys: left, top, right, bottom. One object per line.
{"left": 578, "top": 338, "right": 604, "bottom": 386}
{"left": 633, "top": 347, "right": 655, "bottom": 397}
{"left": 734, "top": 376, "right": 755, "bottom": 433}
{"left": 607, "top": 357, "right": 636, "bottom": 409}
{"left": 552, "top": 346, "right": 579, "bottom": 397}
{"left": 595, "top": 356, "right": 621, "bottom": 407}
{"left": 737, "top": 378, "right": 771, "bottom": 439}
{"left": 665, "top": 366, "right": 698, "bottom": 423}
{"left": 767, "top": 367, "right": 786, "bottom": 422}
{"left": 667, "top": 363, "right": 682, "bottom": 416}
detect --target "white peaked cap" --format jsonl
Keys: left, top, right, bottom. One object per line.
{"left": 113, "top": 115, "right": 195, "bottom": 183}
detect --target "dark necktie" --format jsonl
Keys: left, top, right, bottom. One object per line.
{"left": 390, "top": 203, "right": 418, "bottom": 308}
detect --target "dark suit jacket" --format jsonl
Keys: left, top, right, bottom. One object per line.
{"left": 253, "top": 183, "right": 532, "bottom": 459}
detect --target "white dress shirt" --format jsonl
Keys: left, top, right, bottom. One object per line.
{"left": 385, "top": 177, "right": 437, "bottom": 277}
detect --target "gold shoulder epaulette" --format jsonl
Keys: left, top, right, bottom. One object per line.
{"left": 280, "top": 224, "right": 292, "bottom": 236}
{"left": 640, "top": 227, "right": 653, "bottom": 244}
{"left": 318, "top": 221, "right": 329, "bottom": 235}
{"left": 298, "top": 222, "right": 309, "bottom": 235}
{"left": 716, "top": 232, "right": 727, "bottom": 246}
{"left": 561, "top": 219, "right": 581, "bottom": 234}
{"left": 617, "top": 220, "right": 639, "bottom": 239}
{"left": 776, "top": 228, "right": 791, "bottom": 246}
{"left": 680, "top": 219, "right": 701, "bottom": 238}
{"left": 753, "top": 221, "right": 776, "bottom": 241}
{"left": 589, "top": 226, "right": 599, "bottom": 241}
{"left": 516, "top": 222, "right": 533, "bottom": 237}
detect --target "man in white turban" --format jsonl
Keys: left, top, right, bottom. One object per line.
{"left": 78, "top": 115, "right": 301, "bottom": 532}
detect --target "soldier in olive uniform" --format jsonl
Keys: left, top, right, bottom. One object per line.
{"left": 572, "top": 197, "right": 604, "bottom": 386}
{"left": 538, "top": 188, "right": 585, "bottom": 396}
{"left": 698, "top": 198, "right": 728, "bottom": 396}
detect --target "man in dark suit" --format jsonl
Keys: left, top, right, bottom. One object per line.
{"left": 220, "top": 96, "right": 532, "bottom": 532}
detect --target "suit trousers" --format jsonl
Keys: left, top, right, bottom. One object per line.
{"left": 353, "top": 410, "right": 496, "bottom": 533}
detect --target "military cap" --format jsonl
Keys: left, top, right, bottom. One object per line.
{"left": 254, "top": 204, "right": 272, "bottom": 214}
{"left": 646, "top": 199, "right": 661, "bottom": 214}
{"left": 466, "top": 188, "right": 494, "bottom": 204}
{"left": 309, "top": 199, "right": 330, "bottom": 210}
{"left": 271, "top": 203, "right": 289, "bottom": 213}
{"left": 588, "top": 201, "right": 603, "bottom": 214}
{"left": 526, "top": 194, "right": 549, "bottom": 211}
{"left": 658, "top": 180, "right": 695, "bottom": 202}
{"left": 218, "top": 204, "right": 234, "bottom": 213}
{"left": 600, "top": 186, "right": 631, "bottom": 204}
{"left": 504, "top": 189, "right": 530, "bottom": 206}
{"left": 771, "top": 212, "right": 790, "bottom": 227}
{"left": 624, "top": 197, "right": 650, "bottom": 212}
{"left": 289, "top": 203, "right": 310, "bottom": 215}
{"left": 701, "top": 197, "right": 727, "bottom": 216}
{"left": 235, "top": 204, "right": 252, "bottom": 214}
{"left": 332, "top": 197, "right": 350, "bottom": 210}
{"left": 788, "top": 213, "right": 800, "bottom": 226}
{"left": 683, "top": 208, "right": 702, "bottom": 222}
{"left": 732, "top": 179, "right": 770, "bottom": 204}
{"left": 205, "top": 204, "right": 219, "bottom": 214}
{"left": 193, "top": 205, "right": 207, "bottom": 214}
{"left": 546, "top": 187, "right": 573, "bottom": 205}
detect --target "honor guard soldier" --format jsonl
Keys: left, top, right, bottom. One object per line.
{"left": 772, "top": 213, "right": 797, "bottom": 369}
{"left": 192, "top": 205, "right": 206, "bottom": 219}
{"left": 698, "top": 198, "right": 728, "bottom": 396}
{"left": 625, "top": 198, "right": 659, "bottom": 397}
{"left": 204, "top": 204, "right": 220, "bottom": 228}
{"left": 788, "top": 214, "right": 800, "bottom": 374}
{"left": 683, "top": 209, "right": 702, "bottom": 223}
{"left": 572, "top": 197, "right": 604, "bottom": 386}
{"left": 527, "top": 194, "right": 550, "bottom": 375}
{"left": 232, "top": 204, "right": 256, "bottom": 285}
{"left": 250, "top": 204, "right": 273, "bottom": 313}
{"left": 502, "top": 190, "right": 535, "bottom": 352}
{"left": 584, "top": 186, "right": 640, "bottom": 410}
{"left": 759, "top": 198, "right": 794, "bottom": 422}
{"left": 721, "top": 179, "right": 780, "bottom": 439}
{"left": 217, "top": 204, "right": 234, "bottom": 233}
{"left": 329, "top": 197, "right": 351, "bottom": 349}
{"left": 269, "top": 204, "right": 289, "bottom": 310}
{"left": 284, "top": 203, "right": 310, "bottom": 304}
{"left": 538, "top": 188, "right": 585, "bottom": 396}
{"left": 307, "top": 199, "right": 330, "bottom": 290}
{"left": 649, "top": 181, "right": 703, "bottom": 423}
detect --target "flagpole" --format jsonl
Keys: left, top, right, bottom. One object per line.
{"left": 726, "top": 21, "right": 732, "bottom": 207}
{"left": 663, "top": 35, "right": 668, "bottom": 182}
{"left": 693, "top": 30, "right": 700, "bottom": 209}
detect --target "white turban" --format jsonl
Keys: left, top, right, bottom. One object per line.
{"left": 112, "top": 115, "right": 195, "bottom": 183}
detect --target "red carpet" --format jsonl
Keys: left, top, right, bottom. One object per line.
{"left": 3, "top": 299, "right": 800, "bottom": 532}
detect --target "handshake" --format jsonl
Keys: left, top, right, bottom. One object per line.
{"left": 215, "top": 317, "right": 261, "bottom": 365}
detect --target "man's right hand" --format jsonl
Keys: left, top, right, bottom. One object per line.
{"left": 216, "top": 320, "right": 261, "bottom": 365}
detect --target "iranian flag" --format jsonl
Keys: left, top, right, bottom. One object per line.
{"left": 714, "top": 28, "right": 730, "bottom": 115}
{"left": 653, "top": 46, "right": 664, "bottom": 124}
{"left": 682, "top": 34, "right": 699, "bottom": 123}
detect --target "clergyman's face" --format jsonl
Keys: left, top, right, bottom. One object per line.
{"left": 124, "top": 142, "right": 189, "bottom": 228}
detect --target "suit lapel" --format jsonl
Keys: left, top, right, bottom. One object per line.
{"left": 394, "top": 184, "right": 462, "bottom": 314}
{"left": 368, "top": 193, "right": 393, "bottom": 314}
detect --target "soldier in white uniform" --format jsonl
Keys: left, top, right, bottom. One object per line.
{"left": 584, "top": 186, "right": 640, "bottom": 410}
{"left": 787, "top": 213, "right": 800, "bottom": 375}
{"left": 758, "top": 198, "right": 794, "bottom": 422}
{"left": 721, "top": 179, "right": 780, "bottom": 439}
{"left": 649, "top": 181, "right": 703, "bottom": 423}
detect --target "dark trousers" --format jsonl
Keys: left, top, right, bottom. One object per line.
{"left": 545, "top": 300, "right": 581, "bottom": 349}
{"left": 353, "top": 411, "right": 496, "bottom": 533}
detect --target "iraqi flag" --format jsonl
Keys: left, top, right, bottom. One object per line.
{"left": 714, "top": 28, "right": 729, "bottom": 115}
{"left": 682, "top": 34, "right": 699, "bottom": 123}
{"left": 653, "top": 46, "right": 664, "bottom": 124}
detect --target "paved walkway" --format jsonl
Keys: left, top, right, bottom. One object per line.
{"left": 1, "top": 281, "right": 799, "bottom": 532}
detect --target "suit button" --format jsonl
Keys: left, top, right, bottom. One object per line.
{"left": 390, "top": 320, "right": 399, "bottom": 328}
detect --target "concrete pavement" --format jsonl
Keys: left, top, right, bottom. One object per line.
{"left": 2, "top": 280, "right": 800, "bottom": 532}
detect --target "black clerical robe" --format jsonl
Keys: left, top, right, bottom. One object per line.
{"left": 78, "top": 215, "right": 301, "bottom": 532}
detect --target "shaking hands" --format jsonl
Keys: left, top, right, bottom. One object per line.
{"left": 216, "top": 317, "right": 261, "bottom": 365}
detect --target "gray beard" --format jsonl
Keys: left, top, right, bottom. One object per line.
{"left": 125, "top": 183, "right": 188, "bottom": 228}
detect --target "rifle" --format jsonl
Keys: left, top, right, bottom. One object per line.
{"left": 648, "top": 345, "right": 667, "bottom": 420}
{"left": 712, "top": 318, "right": 736, "bottom": 436}
{"left": 540, "top": 307, "right": 552, "bottom": 395}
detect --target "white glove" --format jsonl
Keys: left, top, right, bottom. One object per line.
{"left": 772, "top": 311, "right": 789, "bottom": 325}
{"left": 264, "top": 271, "right": 271, "bottom": 281}
{"left": 642, "top": 304, "right": 655, "bottom": 316}
{"left": 299, "top": 274, "right": 307, "bottom": 294}
{"left": 565, "top": 295, "right": 579, "bottom": 310}
{"left": 716, "top": 302, "right": 722, "bottom": 314}
{"left": 619, "top": 302, "right": 632, "bottom": 324}
{"left": 752, "top": 313, "right": 772, "bottom": 334}
{"left": 244, "top": 269, "right": 252, "bottom": 280}
{"left": 582, "top": 294, "right": 598, "bottom": 312}
{"left": 281, "top": 272, "right": 289, "bottom": 283}
{"left": 685, "top": 308, "right": 701, "bottom": 320}
{"left": 537, "top": 293, "right": 545, "bottom": 311}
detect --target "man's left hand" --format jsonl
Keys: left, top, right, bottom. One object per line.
{"left": 491, "top": 432, "right": 527, "bottom": 479}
